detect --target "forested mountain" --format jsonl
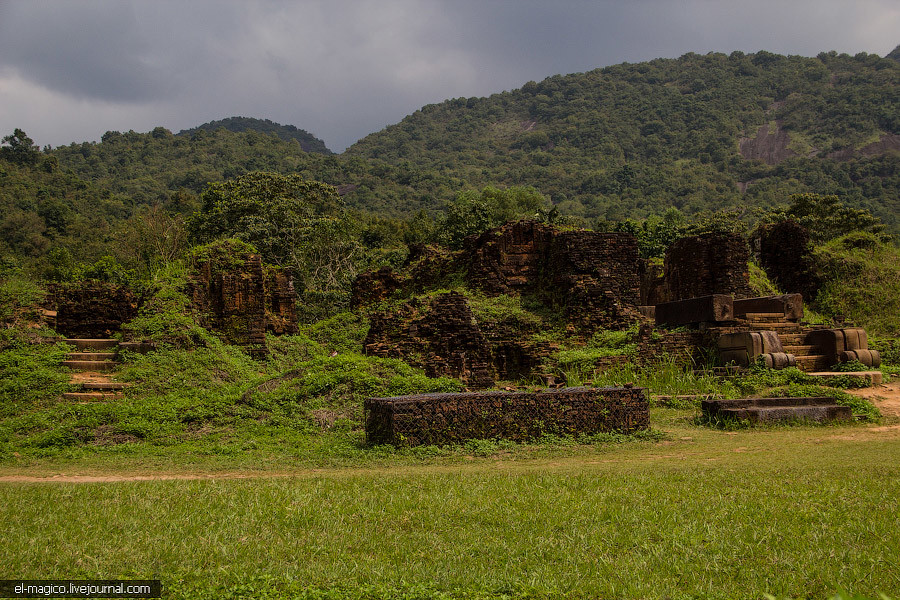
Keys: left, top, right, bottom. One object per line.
{"left": 178, "top": 117, "right": 332, "bottom": 154}
{"left": 4, "top": 46, "right": 898, "bottom": 273}
{"left": 347, "top": 50, "right": 900, "bottom": 229}
{"left": 887, "top": 44, "right": 900, "bottom": 62}
{"left": 49, "top": 125, "right": 458, "bottom": 218}
{"left": 43, "top": 50, "right": 900, "bottom": 231}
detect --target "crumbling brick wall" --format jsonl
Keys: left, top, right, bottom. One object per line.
{"left": 653, "top": 233, "right": 753, "bottom": 303}
{"left": 545, "top": 230, "right": 642, "bottom": 329}
{"left": 356, "top": 221, "right": 643, "bottom": 331}
{"left": 188, "top": 249, "right": 297, "bottom": 355}
{"left": 635, "top": 329, "right": 710, "bottom": 366}
{"left": 350, "top": 266, "right": 403, "bottom": 308}
{"left": 464, "top": 221, "right": 555, "bottom": 295}
{"left": 365, "top": 292, "right": 496, "bottom": 388}
{"left": 752, "top": 220, "right": 821, "bottom": 302}
{"left": 365, "top": 386, "right": 650, "bottom": 446}
{"left": 464, "top": 221, "right": 641, "bottom": 329}
{"left": 46, "top": 282, "right": 139, "bottom": 338}
{"left": 265, "top": 268, "right": 299, "bottom": 335}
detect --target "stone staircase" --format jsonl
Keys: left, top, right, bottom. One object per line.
{"left": 702, "top": 396, "right": 852, "bottom": 424}
{"left": 61, "top": 339, "right": 128, "bottom": 401}
{"left": 734, "top": 313, "right": 852, "bottom": 373}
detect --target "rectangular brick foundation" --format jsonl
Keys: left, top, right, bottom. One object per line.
{"left": 365, "top": 386, "right": 649, "bottom": 446}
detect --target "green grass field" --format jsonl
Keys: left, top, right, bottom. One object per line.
{"left": 2, "top": 408, "right": 898, "bottom": 600}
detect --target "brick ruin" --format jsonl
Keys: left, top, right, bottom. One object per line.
{"left": 45, "top": 245, "right": 298, "bottom": 356}
{"left": 464, "top": 221, "right": 643, "bottom": 328}
{"left": 356, "top": 221, "right": 763, "bottom": 386}
{"left": 187, "top": 249, "right": 298, "bottom": 355}
{"left": 46, "top": 282, "right": 140, "bottom": 338}
{"left": 365, "top": 291, "right": 496, "bottom": 389}
{"left": 365, "top": 386, "right": 650, "bottom": 446}
{"left": 643, "top": 233, "right": 753, "bottom": 305}
{"left": 751, "top": 219, "right": 822, "bottom": 303}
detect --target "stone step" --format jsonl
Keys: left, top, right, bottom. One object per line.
{"left": 716, "top": 405, "right": 852, "bottom": 424}
{"left": 79, "top": 381, "right": 128, "bottom": 391}
{"left": 62, "top": 392, "right": 123, "bottom": 401}
{"left": 63, "top": 339, "right": 118, "bottom": 351}
{"left": 743, "top": 312, "right": 787, "bottom": 320}
{"left": 62, "top": 360, "right": 116, "bottom": 372}
{"left": 748, "top": 322, "right": 802, "bottom": 331}
{"left": 778, "top": 333, "right": 807, "bottom": 345}
{"left": 66, "top": 352, "right": 116, "bottom": 361}
{"left": 782, "top": 345, "right": 820, "bottom": 356}
{"left": 807, "top": 371, "right": 883, "bottom": 386}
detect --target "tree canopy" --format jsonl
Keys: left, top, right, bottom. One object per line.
{"left": 187, "top": 172, "right": 357, "bottom": 291}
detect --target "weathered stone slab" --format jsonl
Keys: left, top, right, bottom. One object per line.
{"left": 365, "top": 386, "right": 649, "bottom": 446}
{"left": 807, "top": 371, "right": 883, "bottom": 385}
{"left": 733, "top": 294, "right": 803, "bottom": 321}
{"left": 702, "top": 396, "right": 851, "bottom": 424}
{"left": 655, "top": 294, "right": 733, "bottom": 327}
{"left": 717, "top": 405, "right": 851, "bottom": 423}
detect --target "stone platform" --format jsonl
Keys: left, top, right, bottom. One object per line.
{"left": 701, "top": 396, "right": 852, "bottom": 424}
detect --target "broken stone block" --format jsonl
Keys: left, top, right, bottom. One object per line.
{"left": 655, "top": 294, "right": 733, "bottom": 327}
{"left": 733, "top": 294, "right": 804, "bottom": 321}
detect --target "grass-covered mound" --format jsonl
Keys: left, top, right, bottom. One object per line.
{"left": 0, "top": 270, "right": 462, "bottom": 462}
{"left": 813, "top": 232, "right": 900, "bottom": 336}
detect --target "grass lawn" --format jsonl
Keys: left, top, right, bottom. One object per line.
{"left": 1, "top": 408, "right": 898, "bottom": 599}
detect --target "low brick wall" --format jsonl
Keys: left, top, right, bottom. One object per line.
{"left": 46, "top": 282, "right": 140, "bottom": 338}
{"left": 365, "top": 386, "right": 649, "bottom": 446}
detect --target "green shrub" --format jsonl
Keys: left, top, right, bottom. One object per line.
{"left": 0, "top": 340, "right": 71, "bottom": 405}
{"left": 121, "top": 262, "right": 215, "bottom": 348}
{"left": 812, "top": 234, "right": 900, "bottom": 336}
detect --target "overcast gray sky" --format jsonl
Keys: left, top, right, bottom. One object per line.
{"left": 0, "top": 0, "right": 897, "bottom": 152}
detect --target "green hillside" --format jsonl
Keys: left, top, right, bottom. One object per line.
{"left": 40, "top": 50, "right": 900, "bottom": 231}
{"left": 48, "top": 126, "right": 454, "bottom": 218}
{"left": 4, "top": 47, "right": 900, "bottom": 281}
{"left": 178, "top": 116, "right": 332, "bottom": 154}
{"left": 347, "top": 50, "right": 900, "bottom": 228}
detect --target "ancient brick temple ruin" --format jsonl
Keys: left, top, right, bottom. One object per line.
{"left": 45, "top": 243, "right": 298, "bottom": 356}
{"left": 187, "top": 248, "right": 298, "bottom": 355}
{"left": 45, "top": 282, "right": 140, "bottom": 339}
{"left": 354, "top": 219, "right": 880, "bottom": 388}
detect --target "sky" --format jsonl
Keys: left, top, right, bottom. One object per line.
{"left": 0, "top": 0, "right": 898, "bottom": 153}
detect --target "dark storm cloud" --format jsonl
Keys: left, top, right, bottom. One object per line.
{"left": 0, "top": 0, "right": 897, "bottom": 151}
{"left": 0, "top": 1, "right": 174, "bottom": 101}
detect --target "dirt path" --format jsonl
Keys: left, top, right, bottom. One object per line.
{"left": 848, "top": 379, "right": 900, "bottom": 419}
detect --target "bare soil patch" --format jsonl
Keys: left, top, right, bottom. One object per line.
{"left": 848, "top": 379, "right": 900, "bottom": 419}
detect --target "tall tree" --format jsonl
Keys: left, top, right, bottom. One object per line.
{"left": 188, "top": 171, "right": 358, "bottom": 291}
{"left": 0, "top": 129, "right": 40, "bottom": 166}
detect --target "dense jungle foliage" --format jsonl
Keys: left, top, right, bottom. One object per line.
{"left": 177, "top": 116, "right": 332, "bottom": 154}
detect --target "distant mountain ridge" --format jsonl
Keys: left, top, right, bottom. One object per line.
{"left": 39, "top": 47, "right": 900, "bottom": 234}
{"left": 346, "top": 48, "right": 900, "bottom": 228}
{"left": 178, "top": 116, "right": 332, "bottom": 154}
{"left": 887, "top": 44, "right": 900, "bottom": 62}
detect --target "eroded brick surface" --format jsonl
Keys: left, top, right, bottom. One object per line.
{"left": 47, "top": 282, "right": 139, "bottom": 338}
{"left": 365, "top": 386, "right": 650, "bottom": 446}
{"left": 188, "top": 252, "right": 297, "bottom": 355}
